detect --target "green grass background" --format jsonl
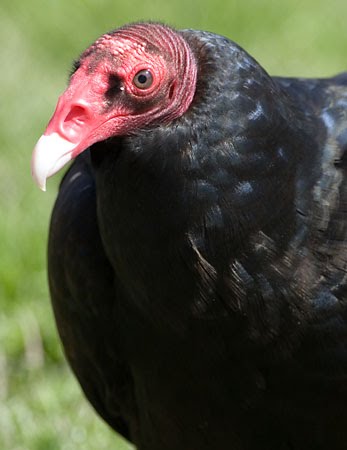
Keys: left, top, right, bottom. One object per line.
{"left": 0, "top": 0, "right": 346, "bottom": 448}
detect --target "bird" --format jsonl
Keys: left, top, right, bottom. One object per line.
{"left": 31, "top": 22, "right": 347, "bottom": 450}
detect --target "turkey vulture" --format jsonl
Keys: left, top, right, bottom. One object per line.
{"left": 31, "top": 22, "right": 347, "bottom": 450}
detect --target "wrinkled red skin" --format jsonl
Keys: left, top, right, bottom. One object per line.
{"left": 43, "top": 23, "right": 198, "bottom": 161}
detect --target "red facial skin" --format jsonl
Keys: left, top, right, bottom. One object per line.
{"left": 32, "top": 23, "right": 198, "bottom": 190}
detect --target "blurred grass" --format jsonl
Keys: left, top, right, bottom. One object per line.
{"left": 0, "top": 0, "right": 346, "bottom": 448}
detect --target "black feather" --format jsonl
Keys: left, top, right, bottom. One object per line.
{"left": 49, "top": 26, "right": 347, "bottom": 449}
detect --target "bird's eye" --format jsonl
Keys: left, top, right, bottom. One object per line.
{"left": 133, "top": 70, "right": 153, "bottom": 89}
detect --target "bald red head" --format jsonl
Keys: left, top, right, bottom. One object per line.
{"left": 32, "top": 23, "right": 197, "bottom": 190}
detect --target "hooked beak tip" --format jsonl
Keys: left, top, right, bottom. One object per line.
{"left": 31, "top": 133, "right": 76, "bottom": 191}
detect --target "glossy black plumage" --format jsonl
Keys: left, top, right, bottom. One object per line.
{"left": 48, "top": 27, "right": 347, "bottom": 449}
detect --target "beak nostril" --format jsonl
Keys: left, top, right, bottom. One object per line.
{"left": 60, "top": 104, "right": 91, "bottom": 142}
{"left": 64, "top": 105, "right": 89, "bottom": 125}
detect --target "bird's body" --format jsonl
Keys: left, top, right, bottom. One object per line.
{"left": 33, "top": 24, "right": 347, "bottom": 449}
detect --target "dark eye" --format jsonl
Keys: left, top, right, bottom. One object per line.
{"left": 133, "top": 69, "right": 153, "bottom": 89}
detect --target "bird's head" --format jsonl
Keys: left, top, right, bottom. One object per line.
{"left": 31, "top": 23, "right": 197, "bottom": 190}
